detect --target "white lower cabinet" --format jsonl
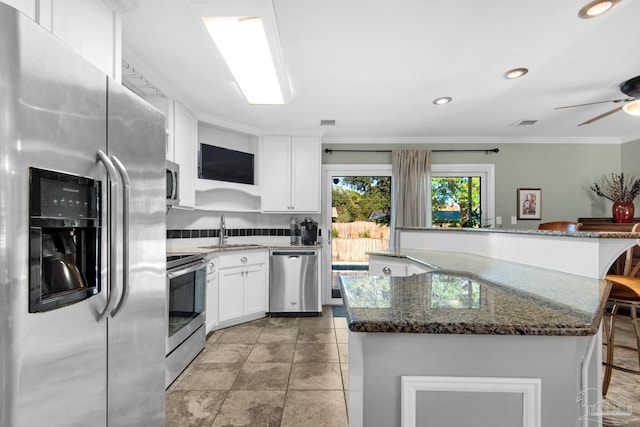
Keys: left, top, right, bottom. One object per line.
{"left": 368, "top": 255, "right": 432, "bottom": 277}
{"left": 243, "top": 265, "right": 268, "bottom": 315}
{"left": 219, "top": 267, "right": 244, "bottom": 322}
{"left": 217, "top": 250, "right": 267, "bottom": 328}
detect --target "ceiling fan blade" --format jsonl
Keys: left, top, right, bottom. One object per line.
{"left": 577, "top": 105, "right": 624, "bottom": 126}
{"left": 555, "top": 98, "right": 633, "bottom": 110}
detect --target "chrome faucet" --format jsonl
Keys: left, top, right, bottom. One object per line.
{"left": 219, "top": 214, "right": 228, "bottom": 245}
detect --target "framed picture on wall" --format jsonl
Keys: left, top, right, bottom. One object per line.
{"left": 517, "top": 188, "right": 541, "bottom": 220}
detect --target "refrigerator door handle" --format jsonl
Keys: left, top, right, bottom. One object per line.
{"left": 97, "top": 150, "right": 119, "bottom": 323}
{"left": 110, "top": 156, "right": 130, "bottom": 318}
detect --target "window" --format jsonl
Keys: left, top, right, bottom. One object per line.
{"left": 322, "top": 163, "right": 495, "bottom": 304}
{"left": 431, "top": 164, "right": 495, "bottom": 228}
{"left": 432, "top": 176, "right": 481, "bottom": 227}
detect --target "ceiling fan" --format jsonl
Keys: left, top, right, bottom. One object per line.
{"left": 554, "top": 75, "right": 640, "bottom": 126}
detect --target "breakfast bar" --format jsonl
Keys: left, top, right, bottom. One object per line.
{"left": 340, "top": 228, "right": 640, "bottom": 427}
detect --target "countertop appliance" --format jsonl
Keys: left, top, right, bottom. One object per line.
{"left": 269, "top": 250, "right": 320, "bottom": 315}
{"left": 0, "top": 4, "right": 166, "bottom": 426}
{"left": 166, "top": 253, "right": 206, "bottom": 387}
{"left": 299, "top": 217, "right": 318, "bottom": 245}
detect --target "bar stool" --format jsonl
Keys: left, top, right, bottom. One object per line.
{"left": 537, "top": 221, "right": 582, "bottom": 231}
{"left": 602, "top": 223, "right": 640, "bottom": 396}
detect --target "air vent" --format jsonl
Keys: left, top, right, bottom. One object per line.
{"left": 510, "top": 119, "right": 538, "bottom": 127}
{"left": 320, "top": 120, "right": 336, "bottom": 126}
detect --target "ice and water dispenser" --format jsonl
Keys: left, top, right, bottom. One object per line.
{"left": 29, "top": 168, "right": 101, "bottom": 312}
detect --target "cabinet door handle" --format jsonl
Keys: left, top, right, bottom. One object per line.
{"left": 382, "top": 266, "right": 391, "bottom": 275}
{"left": 241, "top": 256, "right": 247, "bottom": 264}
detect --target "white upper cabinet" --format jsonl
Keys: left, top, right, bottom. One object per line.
{"left": 6, "top": 0, "right": 122, "bottom": 79}
{"left": 173, "top": 101, "right": 197, "bottom": 209}
{"left": 51, "top": 0, "right": 118, "bottom": 78}
{"left": 261, "top": 136, "right": 321, "bottom": 213}
{"left": 2, "top": 1, "right": 36, "bottom": 19}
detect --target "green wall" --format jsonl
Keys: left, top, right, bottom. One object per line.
{"left": 621, "top": 138, "right": 640, "bottom": 178}
{"left": 322, "top": 141, "right": 628, "bottom": 229}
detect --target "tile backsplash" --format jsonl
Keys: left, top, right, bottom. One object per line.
{"left": 167, "top": 228, "right": 321, "bottom": 240}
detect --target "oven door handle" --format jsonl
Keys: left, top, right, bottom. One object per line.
{"left": 109, "top": 156, "right": 130, "bottom": 318}
{"left": 97, "top": 150, "right": 119, "bottom": 323}
{"left": 167, "top": 259, "right": 207, "bottom": 279}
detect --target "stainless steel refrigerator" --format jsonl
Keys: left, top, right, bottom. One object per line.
{"left": 0, "top": 4, "right": 166, "bottom": 426}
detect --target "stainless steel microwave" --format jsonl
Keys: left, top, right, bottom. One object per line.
{"left": 166, "top": 160, "right": 179, "bottom": 206}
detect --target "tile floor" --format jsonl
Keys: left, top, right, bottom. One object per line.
{"left": 166, "top": 306, "right": 348, "bottom": 427}
{"left": 167, "top": 307, "right": 640, "bottom": 427}
{"left": 602, "top": 316, "right": 640, "bottom": 427}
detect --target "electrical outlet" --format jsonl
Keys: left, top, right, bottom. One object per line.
{"left": 511, "top": 216, "right": 517, "bottom": 225}
{"left": 496, "top": 216, "right": 502, "bottom": 225}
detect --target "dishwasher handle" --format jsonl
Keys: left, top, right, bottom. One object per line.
{"left": 271, "top": 251, "right": 317, "bottom": 257}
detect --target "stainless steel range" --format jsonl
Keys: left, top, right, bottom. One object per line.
{"left": 166, "top": 253, "right": 206, "bottom": 387}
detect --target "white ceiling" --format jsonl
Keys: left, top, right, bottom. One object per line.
{"left": 121, "top": 0, "right": 640, "bottom": 142}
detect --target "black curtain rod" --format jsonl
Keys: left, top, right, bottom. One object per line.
{"left": 324, "top": 148, "right": 500, "bottom": 155}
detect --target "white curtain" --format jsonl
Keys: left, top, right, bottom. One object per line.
{"left": 390, "top": 150, "right": 432, "bottom": 249}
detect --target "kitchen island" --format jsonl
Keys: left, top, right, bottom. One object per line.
{"left": 341, "top": 228, "right": 640, "bottom": 427}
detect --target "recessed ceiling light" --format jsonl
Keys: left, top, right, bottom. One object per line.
{"left": 504, "top": 68, "right": 529, "bottom": 79}
{"left": 578, "top": 0, "right": 620, "bottom": 18}
{"left": 433, "top": 97, "right": 452, "bottom": 105}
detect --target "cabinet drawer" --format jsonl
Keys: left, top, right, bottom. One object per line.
{"left": 369, "top": 255, "right": 432, "bottom": 277}
{"left": 368, "top": 261, "right": 407, "bottom": 276}
{"left": 219, "top": 250, "right": 266, "bottom": 268}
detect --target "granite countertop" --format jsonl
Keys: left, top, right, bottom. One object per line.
{"left": 340, "top": 249, "right": 610, "bottom": 336}
{"left": 167, "top": 243, "right": 322, "bottom": 255}
{"left": 398, "top": 226, "right": 640, "bottom": 239}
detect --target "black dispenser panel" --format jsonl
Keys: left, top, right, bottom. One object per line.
{"left": 30, "top": 168, "right": 99, "bottom": 223}
{"left": 29, "top": 168, "right": 101, "bottom": 312}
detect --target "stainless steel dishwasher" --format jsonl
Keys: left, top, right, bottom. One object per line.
{"left": 269, "top": 250, "right": 319, "bottom": 316}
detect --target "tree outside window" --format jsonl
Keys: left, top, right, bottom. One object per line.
{"left": 432, "top": 176, "right": 481, "bottom": 228}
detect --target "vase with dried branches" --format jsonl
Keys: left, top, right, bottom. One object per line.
{"left": 590, "top": 173, "right": 640, "bottom": 223}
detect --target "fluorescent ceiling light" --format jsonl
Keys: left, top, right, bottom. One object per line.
{"left": 190, "top": 0, "right": 291, "bottom": 105}
{"left": 622, "top": 100, "right": 640, "bottom": 116}
{"left": 202, "top": 16, "right": 284, "bottom": 105}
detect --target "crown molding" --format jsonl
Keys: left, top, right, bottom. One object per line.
{"left": 321, "top": 136, "right": 625, "bottom": 145}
